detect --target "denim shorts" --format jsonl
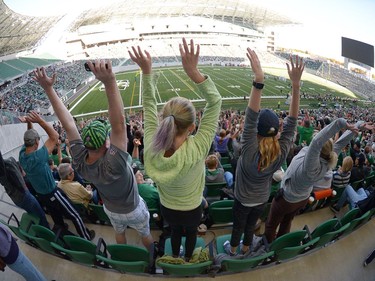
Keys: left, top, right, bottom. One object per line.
{"left": 103, "top": 197, "right": 150, "bottom": 237}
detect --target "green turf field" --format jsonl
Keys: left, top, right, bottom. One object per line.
{"left": 69, "top": 66, "right": 358, "bottom": 118}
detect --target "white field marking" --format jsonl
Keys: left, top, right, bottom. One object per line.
{"left": 69, "top": 81, "right": 101, "bottom": 112}
{"left": 161, "top": 71, "right": 180, "bottom": 97}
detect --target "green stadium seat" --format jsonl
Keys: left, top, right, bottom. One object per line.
{"left": 96, "top": 244, "right": 150, "bottom": 273}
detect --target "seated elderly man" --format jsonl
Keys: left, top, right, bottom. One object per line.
{"left": 57, "top": 163, "right": 98, "bottom": 208}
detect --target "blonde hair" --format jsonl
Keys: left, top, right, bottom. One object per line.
{"left": 341, "top": 156, "right": 353, "bottom": 173}
{"left": 320, "top": 139, "right": 338, "bottom": 169}
{"left": 258, "top": 137, "right": 281, "bottom": 171}
{"left": 152, "top": 97, "right": 195, "bottom": 153}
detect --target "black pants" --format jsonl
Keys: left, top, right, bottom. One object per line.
{"left": 160, "top": 204, "right": 202, "bottom": 259}
{"left": 37, "top": 188, "right": 90, "bottom": 240}
{"left": 230, "top": 199, "right": 265, "bottom": 247}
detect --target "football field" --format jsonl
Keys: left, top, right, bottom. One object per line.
{"left": 69, "top": 66, "right": 356, "bottom": 118}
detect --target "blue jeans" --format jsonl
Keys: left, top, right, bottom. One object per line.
{"left": 16, "top": 190, "right": 49, "bottom": 229}
{"left": 337, "top": 185, "right": 368, "bottom": 209}
{"left": 91, "top": 189, "right": 99, "bottom": 205}
{"left": 8, "top": 249, "right": 47, "bottom": 281}
{"left": 230, "top": 199, "right": 265, "bottom": 247}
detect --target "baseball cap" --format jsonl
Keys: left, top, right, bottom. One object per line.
{"left": 257, "top": 109, "right": 279, "bottom": 137}
{"left": 24, "top": 129, "right": 40, "bottom": 147}
{"left": 81, "top": 120, "right": 110, "bottom": 149}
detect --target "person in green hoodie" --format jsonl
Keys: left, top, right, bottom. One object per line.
{"left": 128, "top": 38, "right": 222, "bottom": 261}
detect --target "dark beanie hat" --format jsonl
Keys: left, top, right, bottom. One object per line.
{"left": 257, "top": 109, "right": 279, "bottom": 137}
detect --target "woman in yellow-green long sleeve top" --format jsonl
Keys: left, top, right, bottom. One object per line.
{"left": 129, "top": 38, "right": 221, "bottom": 261}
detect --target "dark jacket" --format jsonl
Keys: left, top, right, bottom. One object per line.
{"left": 0, "top": 151, "right": 26, "bottom": 204}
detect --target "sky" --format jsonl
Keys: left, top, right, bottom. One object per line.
{"left": 4, "top": 0, "right": 375, "bottom": 63}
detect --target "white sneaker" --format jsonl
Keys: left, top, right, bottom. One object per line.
{"left": 223, "top": 240, "right": 237, "bottom": 256}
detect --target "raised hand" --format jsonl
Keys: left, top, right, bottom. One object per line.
{"left": 32, "top": 67, "right": 56, "bottom": 90}
{"left": 179, "top": 38, "right": 205, "bottom": 83}
{"left": 18, "top": 116, "right": 27, "bottom": 123}
{"left": 286, "top": 55, "right": 305, "bottom": 84}
{"left": 346, "top": 123, "right": 359, "bottom": 134}
{"left": 128, "top": 46, "right": 152, "bottom": 75}
{"left": 86, "top": 60, "right": 115, "bottom": 85}
{"left": 25, "top": 111, "right": 44, "bottom": 124}
{"left": 246, "top": 48, "right": 263, "bottom": 82}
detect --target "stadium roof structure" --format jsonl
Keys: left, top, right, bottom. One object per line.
{"left": 0, "top": 0, "right": 296, "bottom": 57}
{"left": 0, "top": 0, "right": 62, "bottom": 57}
{"left": 70, "top": 0, "right": 296, "bottom": 32}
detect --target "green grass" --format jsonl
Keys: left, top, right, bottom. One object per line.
{"left": 69, "top": 65, "right": 359, "bottom": 118}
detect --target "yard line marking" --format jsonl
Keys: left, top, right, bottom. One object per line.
{"left": 161, "top": 71, "right": 180, "bottom": 97}
{"left": 69, "top": 81, "right": 101, "bottom": 112}
{"left": 168, "top": 69, "right": 202, "bottom": 99}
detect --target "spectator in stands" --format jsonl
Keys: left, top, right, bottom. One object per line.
{"left": 332, "top": 156, "right": 353, "bottom": 189}
{"left": 297, "top": 110, "right": 314, "bottom": 146}
{"left": 0, "top": 151, "right": 49, "bottom": 229}
{"left": 18, "top": 111, "right": 93, "bottom": 240}
{"left": 49, "top": 140, "right": 66, "bottom": 166}
{"left": 214, "top": 129, "right": 231, "bottom": 158}
{"left": 33, "top": 63, "right": 154, "bottom": 249}
{"left": 0, "top": 223, "right": 47, "bottom": 281}
{"left": 350, "top": 153, "right": 371, "bottom": 183}
{"left": 364, "top": 145, "right": 374, "bottom": 166}
{"left": 205, "top": 154, "right": 233, "bottom": 188}
{"left": 336, "top": 144, "right": 350, "bottom": 168}
{"left": 48, "top": 158, "right": 60, "bottom": 181}
{"left": 57, "top": 163, "right": 98, "bottom": 207}
{"left": 264, "top": 119, "right": 361, "bottom": 243}
{"left": 224, "top": 51, "right": 304, "bottom": 256}
{"left": 128, "top": 38, "right": 221, "bottom": 261}
{"left": 350, "top": 140, "right": 362, "bottom": 162}
{"left": 330, "top": 183, "right": 373, "bottom": 213}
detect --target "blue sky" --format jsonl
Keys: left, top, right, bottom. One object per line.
{"left": 4, "top": 0, "right": 375, "bottom": 63}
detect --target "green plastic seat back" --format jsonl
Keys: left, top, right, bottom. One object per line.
{"left": 314, "top": 223, "right": 350, "bottom": 248}
{"left": 88, "top": 203, "right": 111, "bottom": 224}
{"left": 277, "top": 237, "right": 320, "bottom": 261}
{"left": 164, "top": 237, "right": 206, "bottom": 256}
{"left": 21, "top": 230, "right": 57, "bottom": 255}
{"left": 0, "top": 218, "right": 31, "bottom": 242}
{"left": 205, "top": 182, "right": 227, "bottom": 197}
{"left": 340, "top": 208, "right": 360, "bottom": 226}
{"left": 269, "top": 230, "right": 307, "bottom": 253}
{"left": 364, "top": 175, "right": 375, "bottom": 187}
{"left": 63, "top": 235, "right": 97, "bottom": 254}
{"left": 221, "top": 251, "right": 274, "bottom": 272}
{"left": 311, "top": 218, "right": 339, "bottom": 239}
{"left": 342, "top": 210, "right": 371, "bottom": 235}
{"left": 31, "top": 225, "right": 56, "bottom": 242}
{"left": 208, "top": 200, "right": 234, "bottom": 224}
{"left": 216, "top": 233, "right": 244, "bottom": 255}
{"left": 20, "top": 212, "right": 40, "bottom": 234}
{"left": 220, "top": 157, "right": 231, "bottom": 165}
{"left": 107, "top": 244, "right": 149, "bottom": 263}
{"left": 51, "top": 242, "right": 96, "bottom": 265}
{"left": 157, "top": 261, "right": 213, "bottom": 276}
{"left": 96, "top": 255, "right": 148, "bottom": 273}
